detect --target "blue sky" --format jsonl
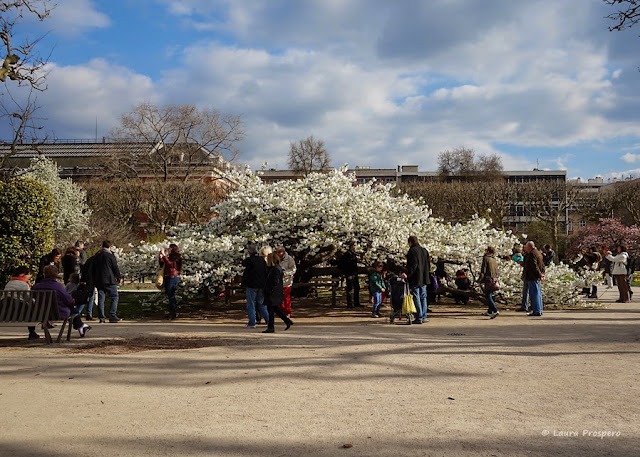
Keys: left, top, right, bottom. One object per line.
{"left": 4, "top": 0, "right": 640, "bottom": 180}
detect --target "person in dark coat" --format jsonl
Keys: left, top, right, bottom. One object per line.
{"left": 80, "top": 253, "right": 97, "bottom": 320}
{"left": 479, "top": 246, "right": 499, "bottom": 318}
{"left": 338, "top": 240, "right": 361, "bottom": 308}
{"left": 32, "top": 265, "right": 91, "bottom": 337}
{"left": 402, "top": 235, "right": 431, "bottom": 324}
{"left": 35, "top": 249, "right": 62, "bottom": 284}
{"left": 262, "top": 253, "right": 293, "bottom": 333}
{"left": 61, "top": 247, "right": 80, "bottom": 284}
{"left": 242, "top": 244, "right": 269, "bottom": 328}
{"left": 454, "top": 269, "right": 471, "bottom": 305}
{"left": 91, "top": 240, "right": 122, "bottom": 323}
{"left": 75, "top": 240, "right": 87, "bottom": 267}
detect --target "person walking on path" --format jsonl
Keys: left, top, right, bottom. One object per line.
{"left": 262, "top": 253, "right": 293, "bottom": 333}
{"left": 242, "top": 244, "right": 269, "bottom": 328}
{"left": 523, "top": 241, "right": 545, "bottom": 316}
{"left": 159, "top": 243, "right": 182, "bottom": 320}
{"left": 368, "top": 261, "right": 386, "bottom": 318}
{"left": 479, "top": 246, "right": 500, "bottom": 318}
{"left": 339, "top": 240, "right": 361, "bottom": 308}
{"left": 276, "top": 246, "right": 296, "bottom": 317}
{"left": 92, "top": 240, "right": 123, "bottom": 323}
{"left": 605, "top": 245, "right": 630, "bottom": 303}
{"left": 402, "top": 235, "right": 431, "bottom": 324}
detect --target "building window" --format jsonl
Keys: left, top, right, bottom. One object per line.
{"left": 516, "top": 205, "right": 524, "bottom": 217}
{"left": 578, "top": 220, "right": 587, "bottom": 229}
{"left": 385, "top": 178, "right": 394, "bottom": 183}
{"left": 567, "top": 221, "right": 574, "bottom": 232}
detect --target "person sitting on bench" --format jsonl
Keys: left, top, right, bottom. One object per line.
{"left": 3, "top": 266, "right": 40, "bottom": 340}
{"left": 32, "top": 265, "right": 91, "bottom": 337}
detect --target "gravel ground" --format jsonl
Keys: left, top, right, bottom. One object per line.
{"left": 0, "top": 286, "right": 638, "bottom": 457}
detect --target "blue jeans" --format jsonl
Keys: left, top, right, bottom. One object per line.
{"left": 165, "top": 276, "right": 180, "bottom": 311}
{"left": 411, "top": 285, "right": 428, "bottom": 321}
{"left": 521, "top": 280, "right": 529, "bottom": 310}
{"left": 372, "top": 291, "right": 382, "bottom": 315}
{"left": 97, "top": 285, "right": 119, "bottom": 319}
{"left": 77, "top": 287, "right": 97, "bottom": 316}
{"left": 526, "top": 280, "right": 543, "bottom": 314}
{"left": 246, "top": 288, "right": 268, "bottom": 326}
{"left": 486, "top": 292, "right": 498, "bottom": 313}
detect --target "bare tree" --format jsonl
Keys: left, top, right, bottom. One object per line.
{"left": 0, "top": 0, "right": 54, "bottom": 89}
{"left": 437, "top": 147, "right": 503, "bottom": 181}
{"left": 287, "top": 135, "right": 330, "bottom": 175}
{"left": 0, "top": 1, "right": 54, "bottom": 174}
{"left": 108, "top": 103, "right": 244, "bottom": 181}
{"left": 0, "top": 87, "right": 46, "bottom": 171}
{"left": 400, "top": 180, "right": 514, "bottom": 228}
{"left": 604, "top": 0, "right": 640, "bottom": 33}
{"left": 517, "top": 180, "right": 581, "bottom": 250}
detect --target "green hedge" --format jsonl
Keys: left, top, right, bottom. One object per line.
{"left": 0, "top": 178, "right": 54, "bottom": 284}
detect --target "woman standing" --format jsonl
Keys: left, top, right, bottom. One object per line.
{"left": 605, "top": 245, "right": 630, "bottom": 303}
{"left": 263, "top": 252, "right": 293, "bottom": 333}
{"left": 159, "top": 243, "right": 182, "bottom": 320}
{"left": 36, "top": 249, "right": 62, "bottom": 284}
{"left": 479, "top": 246, "right": 500, "bottom": 318}
{"left": 62, "top": 246, "right": 80, "bottom": 284}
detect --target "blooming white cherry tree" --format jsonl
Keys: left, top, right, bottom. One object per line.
{"left": 119, "top": 167, "right": 588, "bottom": 305}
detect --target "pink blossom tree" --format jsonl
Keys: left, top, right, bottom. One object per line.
{"left": 567, "top": 218, "right": 640, "bottom": 258}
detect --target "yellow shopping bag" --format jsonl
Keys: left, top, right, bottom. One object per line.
{"left": 401, "top": 285, "right": 417, "bottom": 315}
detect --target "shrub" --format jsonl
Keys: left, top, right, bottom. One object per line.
{"left": 0, "top": 178, "right": 54, "bottom": 284}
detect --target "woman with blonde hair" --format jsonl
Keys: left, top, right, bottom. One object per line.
{"left": 263, "top": 252, "right": 293, "bottom": 333}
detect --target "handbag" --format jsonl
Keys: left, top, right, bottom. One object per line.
{"left": 155, "top": 266, "right": 165, "bottom": 290}
{"left": 401, "top": 284, "right": 417, "bottom": 315}
{"left": 483, "top": 277, "right": 500, "bottom": 293}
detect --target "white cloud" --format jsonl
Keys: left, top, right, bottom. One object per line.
{"left": 47, "top": 0, "right": 110, "bottom": 36}
{"left": 621, "top": 153, "right": 640, "bottom": 164}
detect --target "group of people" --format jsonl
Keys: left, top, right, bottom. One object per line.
{"left": 574, "top": 245, "right": 635, "bottom": 304}
{"left": 242, "top": 245, "right": 295, "bottom": 333}
{"left": 3, "top": 240, "right": 124, "bottom": 340}
{"left": 335, "top": 237, "right": 635, "bottom": 323}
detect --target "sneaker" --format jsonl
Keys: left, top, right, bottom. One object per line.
{"left": 28, "top": 333, "right": 40, "bottom": 340}
{"left": 46, "top": 321, "right": 56, "bottom": 329}
{"left": 108, "top": 317, "right": 123, "bottom": 323}
{"left": 490, "top": 311, "right": 499, "bottom": 319}
{"left": 78, "top": 324, "right": 92, "bottom": 337}
{"left": 527, "top": 312, "right": 542, "bottom": 317}
{"left": 98, "top": 318, "right": 106, "bottom": 323}
{"left": 85, "top": 315, "right": 94, "bottom": 321}
{"left": 412, "top": 319, "right": 423, "bottom": 324}
{"left": 482, "top": 311, "right": 493, "bottom": 316}
{"left": 262, "top": 328, "right": 275, "bottom": 333}
{"left": 245, "top": 324, "right": 256, "bottom": 328}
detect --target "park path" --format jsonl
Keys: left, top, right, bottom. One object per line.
{"left": 0, "top": 287, "right": 638, "bottom": 457}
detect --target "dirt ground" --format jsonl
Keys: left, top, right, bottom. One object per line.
{"left": 1, "top": 286, "right": 639, "bottom": 457}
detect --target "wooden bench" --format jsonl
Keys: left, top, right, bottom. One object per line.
{"left": 0, "top": 290, "right": 77, "bottom": 344}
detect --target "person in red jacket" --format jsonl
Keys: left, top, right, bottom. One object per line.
{"left": 159, "top": 243, "right": 182, "bottom": 320}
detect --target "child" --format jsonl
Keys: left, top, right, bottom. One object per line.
{"left": 65, "top": 273, "right": 80, "bottom": 295}
{"left": 454, "top": 269, "right": 471, "bottom": 305}
{"left": 368, "top": 261, "right": 385, "bottom": 318}
{"left": 388, "top": 272, "right": 406, "bottom": 324}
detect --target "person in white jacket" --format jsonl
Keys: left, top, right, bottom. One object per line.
{"left": 605, "top": 246, "right": 630, "bottom": 303}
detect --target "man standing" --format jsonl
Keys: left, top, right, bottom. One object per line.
{"left": 276, "top": 246, "right": 296, "bottom": 317}
{"left": 242, "top": 244, "right": 269, "bottom": 328}
{"left": 92, "top": 240, "right": 123, "bottom": 323}
{"left": 75, "top": 240, "right": 87, "bottom": 267}
{"left": 523, "top": 241, "right": 545, "bottom": 317}
{"left": 339, "top": 240, "right": 361, "bottom": 308}
{"left": 542, "top": 244, "right": 556, "bottom": 267}
{"left": 402, "top": 235, "right": 431, "bottom": 324}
